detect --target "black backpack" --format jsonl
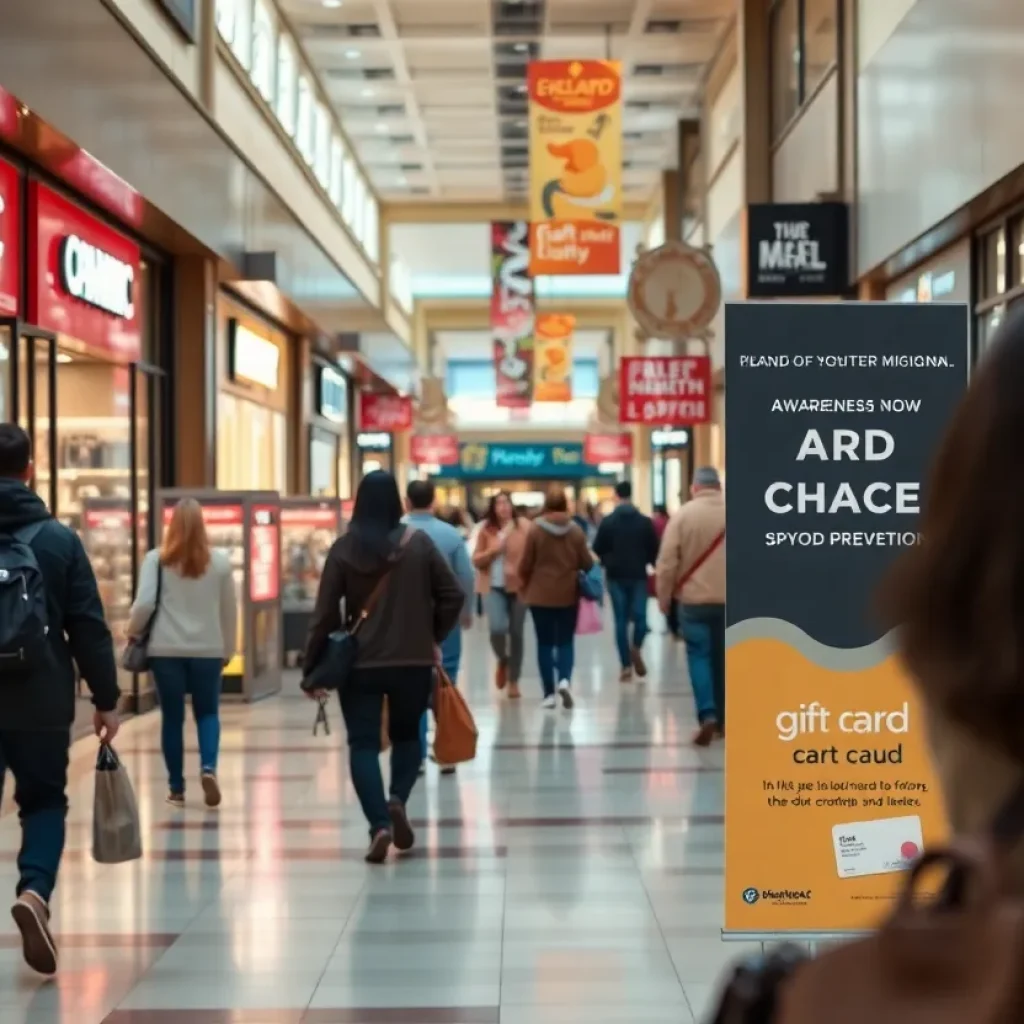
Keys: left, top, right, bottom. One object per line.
{"left": 0, "top": 522, "right": 50, "bottom": 676}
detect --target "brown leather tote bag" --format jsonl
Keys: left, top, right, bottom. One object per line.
{"left": 432, "top": 666, "right": 478, "bottom": 765}
{"left": 711, "top": 785, "right": 1024, "bottom": 1024}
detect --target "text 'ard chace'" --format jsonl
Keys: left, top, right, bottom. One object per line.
{"left": 766, "top": 428, "right": 919, "bottom": 515}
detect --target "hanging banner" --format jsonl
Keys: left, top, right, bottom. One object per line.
{"left": 533, "top": 313, "right": 575, "bottom": 402}
{"left": 410, "top": 434, "right": 459, "bottom": 466}
{"left": 358, "top": 392, "right": 413, "bottom": 432}
{"left": 491, "top": 221, "right": 535, "bottom": 408}
{"left": 724, "top": 301, "right": 968, "bottom": 935}
{"left": 618, "top": 355, "right": 712, "bottom": 425}
{"left": 583, "top": 432, "right": 633, "bottom": 464}
{"left": 527, "top": 60, "right": 622, "bottom": 276}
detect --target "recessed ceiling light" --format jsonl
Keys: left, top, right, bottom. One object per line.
{"left": 514, "top": 43, "right": 528, "bottom": 53}
{"left": 516, "top": 84, "right": 527, "bottom": 93}
{"left": 322, "top": 0, "right": 342, "bottom": 8}
{"left": 375, "top": 122, "right": 388, "bottom": 132}
{"left": 345, "top": 48, "right": 360, "bottom": 59}
{"left": 361, "top": 87, "right": 375, "bottom": 98}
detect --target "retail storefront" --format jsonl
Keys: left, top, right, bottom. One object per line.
{"left": 972, "top": 212, "right": 1024, "bottom": 356}
{"left": 357, "top": 431, "right": 393, "bottom": 477}
{"left": 307, "top": 357, "right": 354, "bottom": 498}
{"left": 0, "top": 157, "right": 172, "bottom": 716}
{"left": 216, "top": 293, "right": 294, "bottom": 494}
{"left": 650, "top": 428, "right": 691, "bottom": 513}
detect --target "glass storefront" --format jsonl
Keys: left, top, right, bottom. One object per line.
{"left": 651, "top": 428, "right": 691, "bottom": 514}
{"left": 357, "top": 432, "right": 393, "bottom": 477}
{"left": 307, "top": 360, "right": 353, "bottom": 498}
{"left": 216, "top": 295, "right": 292, "bottom": 493}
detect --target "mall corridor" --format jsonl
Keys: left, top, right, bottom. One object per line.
{"left": 0, "top": 622, "right": 733, "bottom": 1024}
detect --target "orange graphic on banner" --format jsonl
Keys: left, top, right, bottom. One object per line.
{"left": 724, "top": 639, "right": 947, "bottom": 933}
{"left": 533, "top": 314, "right": 575, "bottom": 402}
{"left": 528, "top": 60, "right": 622, "bottom": 276}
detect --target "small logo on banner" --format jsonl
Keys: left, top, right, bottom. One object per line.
{"left": 741, "top": 887, "right": 760, "bottom": 905}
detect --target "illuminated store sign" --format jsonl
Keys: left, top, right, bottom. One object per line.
{"left": 230, "top": 321, "right": 280, "bottom": 390}
{"left": 59, "top": 235, "right": 135, "bottom": 319}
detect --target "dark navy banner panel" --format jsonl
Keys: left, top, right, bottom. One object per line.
{"left": 725, "top": 301, "right": 968, "bottom": 649}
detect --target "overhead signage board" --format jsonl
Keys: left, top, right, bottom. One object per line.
{"left": 619, "top": 356, "right": 712, "bottom": 425}
{"left": 446, "top": 442, "right": 607, "bottom": 480}
{"left": 723, "top": 300, "right": 969, "bottom": 934}
{"left": 491, "top": 221, "right": 535, "bottom": 408}
{"left": 746, "top": 202, "right": 850, "bottom": 299}
{"left": 527, "top": 59, "right": 622, "bottom": 276}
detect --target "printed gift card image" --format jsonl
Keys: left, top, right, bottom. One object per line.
{"left": 831, "top": 815, "right": 923, "bottom": 879}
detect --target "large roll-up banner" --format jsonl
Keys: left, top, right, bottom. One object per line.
{"left": 491, "top": 221, "right": 534, "bottom": 409}
{"left": 724, "top": 301, "right": 968, "bottom": 935}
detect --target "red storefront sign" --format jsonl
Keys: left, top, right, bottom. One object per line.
{"left": 249, "top": 505, "right": 280, "bottom": 602}
{"left": 619, "top": 356, "right": 713, "bottom": 425}
{"left": 0, "top": 87, "right": 17, "bottom": 141}
{"left": 491, "top": 221, "right": 534, "bottom": 408}
{"left": 359, "top": 392, "right": 412, "bottom": 432}
{"left": 583, "top": 432, "right": 634, "bottom": 464}
{"left": 410, "top": 434, "right": 459, "bottom": 466}
{"left": 0, "top": 158, "right": 20, "bottom": 316}
{"left": 28, "top": 181, "right": 142, "bottom": 361}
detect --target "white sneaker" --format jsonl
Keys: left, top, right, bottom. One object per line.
{"left": 558, "top": 680, "right": 575, "bottom": 710}
{"left": 541, "top": 695, "right": 557, "bottom": 709}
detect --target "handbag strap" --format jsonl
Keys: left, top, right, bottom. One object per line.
{"left": 350, "top": 529, "right": 411, "bottom": 637}
{"left": 674, "top": 528, "right": 725, "bottom": 596}
{"left": 141, "top": 560, "right": 164, "bottom": 637}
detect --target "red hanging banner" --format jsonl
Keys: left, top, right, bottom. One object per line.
{"left": 583, "top": 432, "right": 633, "bottom": 464}
{"left": 358, "top": 392, "right": 413, "bottom": 432}
{"left": 491, "top": 221, "right": 535, "bottom": 408}
{"left": 410, "top": 434, "right": 460, "bottom": 466}
{"left": 618, "top": 355, "right": 713, "bottom": 425}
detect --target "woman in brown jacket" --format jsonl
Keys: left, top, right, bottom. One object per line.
{"left": 883, "top": 307, "right": 1024, "bottom": 884}
{"left": 472, "top": 491, "right": 531, "bottom": 698}
{"left": 519, "top": 484, "right": 594, "bottom": 709}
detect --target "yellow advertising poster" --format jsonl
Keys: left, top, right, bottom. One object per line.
{"left": 533, "top": 313, "right": 575, "bottom": 402}
{"left": 723, "top": 301, "right": 969, "bottom": 934}
{"left": 527, "top": 60, "right": 621, "bottom": 276}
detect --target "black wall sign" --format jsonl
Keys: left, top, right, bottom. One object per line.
{"left": 154, "top": 0, "right": 197, "bottom": 42}
{"left": 725, "top": 301, "right": 968, "bottom": 649}
{"left": 746, "top": 202, "right": 850, "bottom": 298}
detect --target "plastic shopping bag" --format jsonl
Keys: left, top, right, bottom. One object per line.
{"left": 576, "top": 598, "right": 603, "bottom": 636}
{"left": 92, "top": 745, "right": 142, "bottom": 864}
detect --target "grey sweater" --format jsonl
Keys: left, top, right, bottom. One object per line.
{"left": 128, "top": 549, "right": 238, "bottom": 660}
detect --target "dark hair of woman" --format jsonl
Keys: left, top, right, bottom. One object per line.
{"left": 544, "top": 483, "right": 569, "bottom": 513}
{"left": 349, "top": 470, "right": 404, "bottom": 559}
{"left": 881, "top": 308, "right": 1024, "bottom": 761}
{"left": 484, "top": 490, "right": 518, "bottom": 531}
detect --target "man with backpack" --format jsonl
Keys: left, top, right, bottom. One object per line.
{"left": 0, "top": 424, "right": 120, "bottom": 976}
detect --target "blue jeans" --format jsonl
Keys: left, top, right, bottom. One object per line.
{"left": 607, "top": 580, "right": 649, "bottom": 668}
{"left": 0, "top": 731, "right": 70, "bottom": 902}
{"left": 530, "top": 605, "right": 577, "bottom": 696}
{"left": 150, "top": 657, "right": 224, "bottom": 794}
{"left": 681, "top": 604, "right": 726, "bottom": 726}
{"left": 342, "top": 666, "right": 433, "bottom": 836}
{"left": 420, "top": 628, "right": 462, "bottom": 760}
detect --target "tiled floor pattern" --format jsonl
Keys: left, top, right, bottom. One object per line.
{"left": 0, "top": 615, "right": 743, "bottom": 1023}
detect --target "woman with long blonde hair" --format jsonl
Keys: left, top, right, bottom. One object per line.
{"left": 128, "top": 499, "right": 237, "bottom": 808}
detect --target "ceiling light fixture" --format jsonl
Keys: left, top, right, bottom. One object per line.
{"left": 361, "top": 87, "right": 375, "bottom": 97}
{"left": 513, "top": 43, "right": 528, "bottom": 53}
{"left": 345, "top": 48, "right": 360, "bottom": 59}
{"left": 322, "top": 0, "right": 343, "bottom": 8}
{"left": 375, "top": 122, "right": 388, "bottom": 132}
{"left": 516, "top": 84, "right": 527, "bottom": 94}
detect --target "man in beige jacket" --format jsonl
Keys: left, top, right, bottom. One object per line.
{"left": 655, "top": 466, "right": 726, "bottom": 746}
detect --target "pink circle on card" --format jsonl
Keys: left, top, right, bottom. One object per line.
{"left": 901, "top": 842, "right": 920, "bottom": 860}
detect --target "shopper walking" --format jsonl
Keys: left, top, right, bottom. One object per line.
{"left": 656, "top": 467, "right": 725, "bottom": 746}
{"left": 472, "top": 491, "right": 531, "bottom": 698}
{"left": 128, "top": 498, "right": 237, "bottom": 809}
{"left": 593, "top": 481, "right": 659, "bottom": 683}
{"left": 303, "top": 471, "right": 464, "bottom": 862}
{"left": 403, "top": 480, "right": 474, "bottom": 774}
{"left": 519, "top": 484, "right": 594, "bottom": 709}
{"left": 0, "top": 424, "right": 120, "bottom": 976}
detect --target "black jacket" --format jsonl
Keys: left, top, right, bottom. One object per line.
{"left": 592, "top": 503, "right": 660, "bottom": 582}
{"left": 0, "top": 479, "right": 119, "bottom": 729}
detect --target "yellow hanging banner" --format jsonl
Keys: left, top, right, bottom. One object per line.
{"left": 533, "top": 314, "right": 575, "bottom": 402}
{"left": 527, "top": 60, "right": 622, "bottom": 276}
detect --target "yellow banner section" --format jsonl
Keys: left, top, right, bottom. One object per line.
{"left": 527, "top": 60, "right": 622, "bottom": 276}
{"left": 533, "top": 314, "right": 575, "bottom": 402}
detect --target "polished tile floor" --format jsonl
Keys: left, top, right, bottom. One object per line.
{"left": 0, "top": 611, "right": 741, "bottom": 1023}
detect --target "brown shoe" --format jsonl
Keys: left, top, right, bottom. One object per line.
{"left": 693, "top": 720, "right": 718, "bottom": 747}
{"left": 508, "top": 682, "right": 521, "bottom": 700}
{"left": 11, "top": 891, "right": 57, "bottom": 975}
{"left": 365, "top": 829, "right": 393, "bottom": 864}
{"left": 388, "top": 800, "right": 415, "bottom": 852}
{"left": 630, "top": 646, "right": 648, "bottom": 679}
{"left": 619, "top": 667, "right": 633, "bottom": 684}
{"left": 495, "top": 662, "right": 508, "bottom": 690}
{"left": 201, "top": 772, "right": 222, "bottom": 808}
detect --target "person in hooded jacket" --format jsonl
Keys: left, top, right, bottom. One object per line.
{"left": 593, "top": 480, "right": 660, "bottom": 683}
{"left": 519, "top": 483, "right": 594, "bottom": 709}
{"left": 303, "top": 471, "right": 464, "bottom": 863}
{"left": 0, "top": 424, "right": 120, "bottom": 976}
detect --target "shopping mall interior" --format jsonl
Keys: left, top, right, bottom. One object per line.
{"left": 0, "top": 0, "right": 1016, "bottom": 1019}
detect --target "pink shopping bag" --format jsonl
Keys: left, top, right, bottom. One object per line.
{"left": 576, "top": 598, "right": 603, "bottom": 636}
